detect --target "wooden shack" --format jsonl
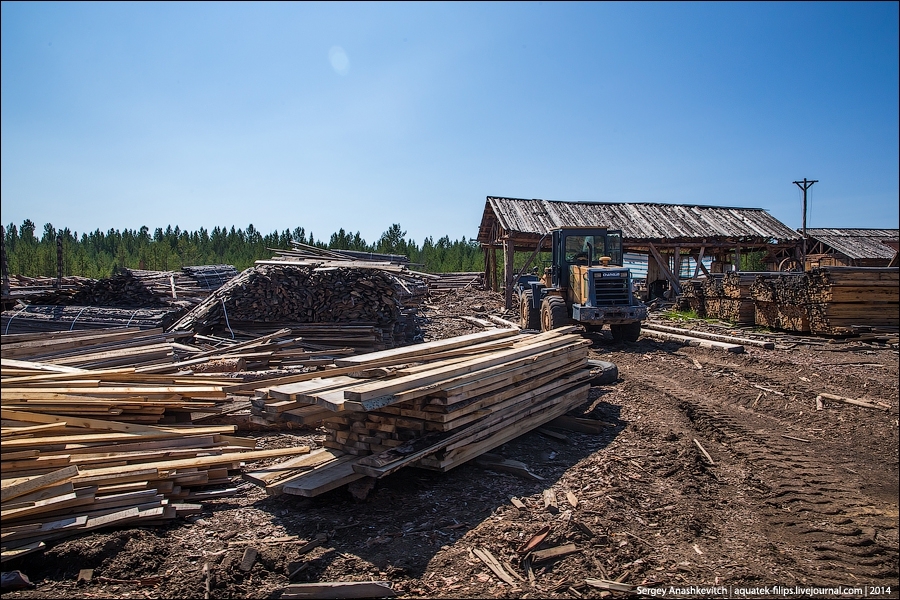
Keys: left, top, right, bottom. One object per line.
{"left": 476, "top": 197, "right": 802, "bottom": 308}
{"left": 804, "top": 228, "right": 899, "bottom": 269}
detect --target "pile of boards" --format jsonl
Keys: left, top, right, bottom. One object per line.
{"left": 248, "top": 327, "right": 592, "bottom": 497}
{"left": 171, "top": 263, "right": 423, "bottom": 350}
{"left": 426, "top": 271, "right": 486, "bottom": 291}
{"left": 750, "top": 267, "right": 899, "bottom": 335}
{"left": 1, "top": 346, "right": 312, "bottom": 562}
{"left": 1, "top": 305, "right": 184, "bottom": 335}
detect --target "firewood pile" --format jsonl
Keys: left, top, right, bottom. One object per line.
{"left": 247, "top": 327, "right": 592, "bottom": 497}
{"left": 750, "top": 267, "right": 899, "bottom": 335}
{"left": 678, "top": 280, "right": 705, "bottom": 316}
{"left": 170, "top": 264, "right": 424, "bottom": 350}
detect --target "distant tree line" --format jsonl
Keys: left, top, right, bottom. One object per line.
{"left": 2, "top": 220, "right": 484, "bottom": 279}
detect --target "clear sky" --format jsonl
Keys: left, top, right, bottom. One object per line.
{"left": 2, "top": 1, "right": 898, "bottom": 245}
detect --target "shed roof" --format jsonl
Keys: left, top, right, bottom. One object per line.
{"left": 805, "top": 228, "right": 899, "bottom": 260}
{"left": 478, "top": 197, "right": 801, "bottom": 244}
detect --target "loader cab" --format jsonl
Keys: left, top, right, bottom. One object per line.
{"left": 549, "top": 227, "right": 623, "bottom": 291}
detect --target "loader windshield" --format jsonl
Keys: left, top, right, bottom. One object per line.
{"left": 564, "top": 235, "right": 606, "bottom": 265}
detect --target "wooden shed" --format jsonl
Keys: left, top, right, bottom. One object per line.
{"left": 804, "top": 228, "right": 899, "bottom": 269}
{"left": 476, "top": 197, "right": 802, "bottom": 308}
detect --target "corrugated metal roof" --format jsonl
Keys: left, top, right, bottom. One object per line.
{"left": 478, "top": 197, "right": 801, "bottom": 244}
{"left": 805, "top": 228, "right": 899, "bottom": 260}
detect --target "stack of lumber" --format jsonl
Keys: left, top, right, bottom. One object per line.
{"left": 248, "top": 328, "right": 592, "bottom": 496}
{"left": 1, "top": 327, "right": 176, "bottom": 370}
{"left": 427, "top": 272, "right": 486, "bottom": 291}
{"left": 4, "top": 275, "right": 93, "bottom": 301}
{"left": 31, "top": 270, "right": 168, "bottom": 307}
{"left": 805, "top": 267, "right": 899, "bottom": 335}
{"left": 170, "top": 264, "right": 422, "bottom": 348}
{"left": 27, "top": 266, "right": 238, "bottom": 309}
{"left": 1, "top": 413, "right": 311, "bottom": 562}
{"left": 1, "top": 305, "right": 183, "bottom": 334}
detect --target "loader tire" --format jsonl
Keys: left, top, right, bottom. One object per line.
{"left": 519, "top": 290, "right": 541, "bottom": 330}
{"left": 540, "top": 295, "right": 569, "bottom": 332}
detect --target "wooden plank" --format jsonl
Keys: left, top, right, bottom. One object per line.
{"left": 332, "top": 329, "right": 518, "bottom": 367}
{"left": 242, "top": 448, "right": 345, "bottom": 488}
{"left": 281, "top": 457, "right": 364, "bottom": 497}
{"left": 1, "top": 465, "right": 80, "bottom": 503}
{"left": 280, "top": 581, "right": 395, "bottom": 599}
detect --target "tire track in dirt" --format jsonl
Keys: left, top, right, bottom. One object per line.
{"left": 635, "top": 373, "right": 899, "bottom": 585}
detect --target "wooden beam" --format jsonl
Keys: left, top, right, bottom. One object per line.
{"left": 647, "top": 242, "right": 682, "bottom": 295}
{"left": 693, "top": 246, "right": 706, "bottom": 278}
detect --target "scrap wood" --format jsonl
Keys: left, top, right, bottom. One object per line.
{"left": 530, "top": 543, "right": 580, "bottom": 563}
{"left": 642, "top": 322, "right": 775, "bottom": 349}
{"left": 517, "top": 524, "right": 550, "bottom": 554}
{"left": 474, "top": 453, "right": 544, "bottom": 481}
{"left": 693, "top": 438, "right": 715, "bottom": 465}
{"left": 640, "top": 328, "right": 744, "bottom": 353}
{"left": 817, "top": 392, "right": 889, "bottom": 411}
{"left": 584, "top": 578, "right": 635, "bottom": 593}
{"left": 280, "top": 581, "right": 395, "bottom": 599}
{"left": 472, "top": 547, "right": 517, "bottom": 585}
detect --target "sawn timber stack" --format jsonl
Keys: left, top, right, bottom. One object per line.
{"left": 251, "top": 328, "right": 592, "bottom": 496}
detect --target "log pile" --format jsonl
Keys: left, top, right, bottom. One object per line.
{"left": 170, "top": 264, "right": 423, "bottom": 349}
{"left": 31, "top": 270, "right": 166, "bottom": 307}
{"left": 720, "top": 272, "right": 764, "bottom": 324}
{"left": 247, "top": 328, "right": 592, "bottom": 496}
{"left": 700, "top": 274, "right": 725, "bottom": 320}
{"left": 750, "top": 267, "right": 899, "bottom": 335}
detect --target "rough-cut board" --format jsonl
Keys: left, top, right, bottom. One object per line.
{"left": 281, "top": 457, "right": 365, "bottom": 497}
{"left": 280, "top": 581, "right": 395, "bottom": 599}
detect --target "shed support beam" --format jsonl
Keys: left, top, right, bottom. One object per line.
{"left": 648, "top": 242, "right": 682, "bottom": 295}
{"left": 503, "top": 237, "right": 516, "bottom": 309}
{"left": 693, "top": 246, "right": 706, "bottom": 279}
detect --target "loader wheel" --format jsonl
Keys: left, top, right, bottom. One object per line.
{"left": 519, "top": 290, "right": 541, "bottom": 330}
{"left": 610, "top": 322, "right": 641, "bottom": 342}
{"left": 540, "top": 295, "right": 569, "bottom": 332}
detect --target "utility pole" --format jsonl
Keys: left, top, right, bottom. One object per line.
{"left": 793, "top": 178, "right": 817, "bottom": 270}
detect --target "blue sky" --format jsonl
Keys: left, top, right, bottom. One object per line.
{"left": 2, "top": 1, "right": 898, "bottom": 245}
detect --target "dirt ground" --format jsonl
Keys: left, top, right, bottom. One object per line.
{"left": 4, "top": 289, "right": 899, "bottom": 599}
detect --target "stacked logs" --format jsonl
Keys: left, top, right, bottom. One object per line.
{"left": 749, "top": 267, "right": 898, "bottom": 335}
{"left": 750, "top": 273, "right": 811, "bottom": 332}
{"left": 720, "top": 272, "right": 764, "bottom": 324}
{"left": 700, "top": 274, "right": 725, "bottom": 320}
{"left": 170, "top": 264, "right": 421, "bottom": 349}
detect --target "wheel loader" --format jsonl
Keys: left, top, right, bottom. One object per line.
{"left": 515, "top": 227, "right": 647, "bottom": 341}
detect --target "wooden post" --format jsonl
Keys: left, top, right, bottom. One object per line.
{"left": 56, "top": 233, "right": 63, "bottom": 288}
{"left": 1, "top": 228, "right": 10, "bottom": 299}
{"left": 503, "top": 237, "right": 515, "bottom": 309}
{"left": 693, "top": 246, "right": 706, "bottom": 279}
{"left": 734, "top": 244, "right": 741, "bottom": 273}
{"left": 673, "top": 245, "right": 682, "bottom": 282}
{"left": 647, "top": 243, "right": 682, "bottom": 295}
